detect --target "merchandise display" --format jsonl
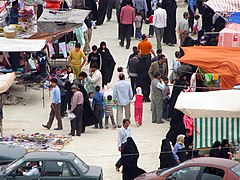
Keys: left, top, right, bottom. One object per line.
{"left": 0, "top": 132, "right": 72, "bottom": 151}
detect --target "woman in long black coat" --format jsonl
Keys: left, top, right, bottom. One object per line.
{"left": 96, "top": 0, "right": 108, "bottom": 25}
{"left": 97, "top": 41, "right": 116, "bottom": 87}
{"left": 122, "top": 137, "right": 146, "bottom": 180}
{"left": 159, "top": 139, "right": 177, "bottom": 169}
{"left": 162, "top": 0, "right": 177, "bottom": 45}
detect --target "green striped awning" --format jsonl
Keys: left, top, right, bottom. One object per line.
{"left": 194, "top": 117, "right": 240, "bottom": 149}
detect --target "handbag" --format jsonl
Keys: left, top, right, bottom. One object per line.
{"left": 68, "top": 112, "right": 76, "bottom": 121}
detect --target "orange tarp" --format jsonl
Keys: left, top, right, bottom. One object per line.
{"left": 179, "top": 46, "right": 240, "bottom": 89}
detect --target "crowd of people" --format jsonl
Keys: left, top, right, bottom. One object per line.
{"left": 36, "top": 0, "right": 235, "bottom": 179}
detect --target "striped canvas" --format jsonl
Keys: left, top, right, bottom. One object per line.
{"left": 205, "top": 0, "right": 240, "bottom": 12}
{"left": 194, "top": 117, "right": 240, "bottom": 149}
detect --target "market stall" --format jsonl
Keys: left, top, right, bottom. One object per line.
{"left": 218, "top": 23, "right": 240, "bottom": 47}
{"left": 179, "top": 46, "right": 240, "bottom": 89}
{"left": 205, "top": 0, "right": 240, "bottom": 13}
{"left": 175, "top": 90, "right": 240, "bottom": 149}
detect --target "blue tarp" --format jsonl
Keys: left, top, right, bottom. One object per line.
{"left": 229, "top": 12, "right": 240, "bottom": 24}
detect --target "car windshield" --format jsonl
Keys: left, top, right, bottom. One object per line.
{"left": 73, "top": 156, "right": 89, "bottom": 173}
{"left": 157, "top": 162, "right": 187, "bottom": 176}
{"left": 231, "top": 163, "right": 240, "bottom": 177}
{"left": 3, "top": 158, "right": 24, "bottom": 174}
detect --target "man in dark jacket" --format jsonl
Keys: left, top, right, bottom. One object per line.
{"left": 127, "top": 50, "right": 140, "bottom": 94}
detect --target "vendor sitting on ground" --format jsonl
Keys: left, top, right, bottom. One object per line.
{"left": 18, "top": 161, "right": 40, "bottom": 176}
{"left": 9, "top": 1, "right": 19, "bottom": 25}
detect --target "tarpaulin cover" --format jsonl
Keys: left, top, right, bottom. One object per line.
{"left": 175, "top": 90, "right": 240, "bottom": 118}
{"left": 179, "top": 46, "right": 240, "bottom": 89}
{"left": 0, "top": 73, "right": 15, "bottom": 93}
{"left": 29, "top": 22, "right": 80, "bottom": 42}
{"left": 0, "top": 37, "right": 46, "bottom": 52}
{"left": 229, "top": 12, "right": 240, "bottom": 24}
{"left": 205, "top": 0, "right": 240, "bottom": 12}
{"left": 218, "top": 23, "right": 240, "bottom": 47}
{"left": 37, "top": 9, "right": 90, "bottom": 24}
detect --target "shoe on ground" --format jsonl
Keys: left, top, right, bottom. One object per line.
{"left": 76, "top": 134, "right": 81, "bottom": 136}
{"left": 118, "top": 125, "right": 122, "bottom": 128}
{"left": 42, "top": 124, "right": 50, "bottom": 129}
{"left": 126, "top": 46, "right": 130, "bottom": 49}
{"left": 115, "top": 166, "right": 120, "bottom": 172}
{"left": 100, "top": 126, "right": 103, "bottom": 129}
{"left": 119, "top": 42, "right": 124, "bottom": 47}
{"left": 105, "top": 126, "right": 109, "bottom": 129}
{"left": 107, "top": 19, "right": 110, "bottom": 22}
{"left": 157, "top": 120, "right": 165, "bottom": 124}
{"left": 54, "top": 127, "right": 63, "bottom": 130}
{"left": 68, "top": 133, "right": 75, "bottom": 136}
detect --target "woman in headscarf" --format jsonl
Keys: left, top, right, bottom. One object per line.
{"left": 97, "top": 41, "right": 116, "bottom": 87}
{"left": 162, "top": 0, "right": 177, "bottom": 46}
{"left": 121, "top": 137, "right": 146, "bottom": 180}
{"left": 209, "top": 141, "right": 221, "bottom": 158}
{"left": 96, "top": 0, "right": 108, "bottom": 25}
{"left": 173, "top": 134, "right": 188, "bottom": 163}
{"left": 221, "top": 139, "right": 232, "bottom": 159}
{"left": 166, "top": 73, "right": 190, "bottom": 145}
{"left": 159, "top": 139, "right": 177, "bottom": 169}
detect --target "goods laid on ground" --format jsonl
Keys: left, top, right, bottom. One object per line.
{"left": 0, "top": 132, "right": 72, "bottom": 151}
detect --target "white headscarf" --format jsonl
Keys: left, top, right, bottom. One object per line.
{"left": 136, "top": 87, "right": 143, "bottom": 95}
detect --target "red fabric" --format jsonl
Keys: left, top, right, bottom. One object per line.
{"left": 134, "top": 107, "right": 143, "bottom": 125}
{"left": 45, "top": 1, "right": 61, "bottom": 10}
{"left": 134, "top": 94, "right": 143, "bottom": 125}
{"left": 148, "top": 15, "right": 153, "bottom": 24}
{"left": 183, "top": 115, "right": 194, "bottom": 136}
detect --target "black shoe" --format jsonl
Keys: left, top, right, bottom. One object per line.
{"left": 68, "top": 133, "right": 75, "bottom": 136}
{"left": 42, "top": 124, "right": 50, "bottom": 129}
{"left": 100, "top": 126, "right": 103, "bottom": 129}
{"left": 119, "top": 42, "right": 124, "bottom": 47}
{"left": 126, "top": 46, "right": 130, "bottom": 49}
{"left": 76, "top": 134, "right": 81, "bottom": 136}
{"left": 54, "top": 127, "right": 63, "bottom": 130}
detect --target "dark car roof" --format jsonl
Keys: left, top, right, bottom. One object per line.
{"left": 185, "top": 157, "right": 238, "bottom": 168}
{"left": 23, "top": 151, "right": 76, "bottom": 161}
{"left": 0, "top": 143, "right": 27, "bottom": 160}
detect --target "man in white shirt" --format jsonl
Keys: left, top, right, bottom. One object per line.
{"left": 113, "top": 74, "right": 133, "bottom": 127}
{"left": 153, "top": 2, "right": 167, "bottom": 50}
{"left": 151, "top": 72, "right": 166, "bottom": 124}
{"left": 87, "top": 63, "right": 103, "bottom": 88}
{"left": 115, "top": 119, "right": 131, "bottom": 171}
{"left": 18, "top": 162, "right": 40, "bottom": 176}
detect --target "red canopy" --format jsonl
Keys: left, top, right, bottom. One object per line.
{"left": 179, "top": 46, "right": 240, "bottom": 89}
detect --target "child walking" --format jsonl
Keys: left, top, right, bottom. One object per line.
{"left": 192, "top": 14, "right": 200, "bottom": 35}
{"left": 93, "top": 86, "right": 104, "bottom": 129}
{"left": 162, "top": 77, "right": 170, "bottom": 121}
{"left": 135, "top": 12, "right": 142, "bottom": 40}
{"left": 148, "top": 13, "right": 154, "bottom": 38}
{"left": 104, "top": 95, "right": 117, "bottom": 129}
{"left": 133, "top": 87, "right": 144, "bottom": 126}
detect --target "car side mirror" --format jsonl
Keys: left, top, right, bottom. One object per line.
{"left": 11, "top": 171, "right": 17, "bottom": 177}
{"left": 166, "top": 176, "right": 176, "bottom": 180}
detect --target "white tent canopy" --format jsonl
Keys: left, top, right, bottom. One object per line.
{"left": 174, "top": 90, "right": 240, "bottom": 118}
{"left": 205, "top": 0, "right": 240, "bottom": 12}
{"left": 0, "top": 38, "right": 46, "bottom": 52}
